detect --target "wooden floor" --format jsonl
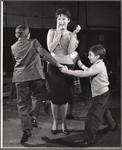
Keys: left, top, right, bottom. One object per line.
{"left": 2, "top": 88, "right": 121, "bottom": 148}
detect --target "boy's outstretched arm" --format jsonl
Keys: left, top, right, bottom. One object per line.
{"left": 61, "top": 65, "right": 99, "bottom": 78}
{"left": 37, "top": 46, "right": 64, "bottom": 68}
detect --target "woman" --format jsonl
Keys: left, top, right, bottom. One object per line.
{"left": 46, "top": 8, "right": 80, "bottom": 135}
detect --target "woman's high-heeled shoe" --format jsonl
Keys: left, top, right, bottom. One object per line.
{"left": 62, "top": 129, "right": 69, "bottom": 135}
{"left": 51, "top": 129, "right": 58, "bottom": 135}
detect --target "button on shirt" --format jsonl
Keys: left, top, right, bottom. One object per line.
{"left": 11, "top": 38, "right": 57, "bottom": 82}
{"left": 89, "top": 60, "right": 109, "bottom": 97}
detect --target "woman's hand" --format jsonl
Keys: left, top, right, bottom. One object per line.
{"left": 56, "top": 23, "right": 63, "bottom": 36}
{"left": 73, "top": 25, "right": 81, "bottom": 34}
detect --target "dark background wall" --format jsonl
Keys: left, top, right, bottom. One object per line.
{"left": 3, "top": 1, "right": 121, "bottom": 89}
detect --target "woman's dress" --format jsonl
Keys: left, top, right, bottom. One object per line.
{"left": 46, "top": 30, "right": 74, "bottom": 105}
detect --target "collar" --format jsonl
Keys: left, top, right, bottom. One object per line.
{"left": 18, "top": 38, "right": 28, "bottom": 41}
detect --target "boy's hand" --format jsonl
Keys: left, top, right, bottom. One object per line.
{"left": 57, "top": 63, "right": 65, "bottom": 69}
{"left": 60, "top": 66, "right": 69, "bottom": 74}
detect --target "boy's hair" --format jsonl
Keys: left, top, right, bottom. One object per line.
{"left": 55, "top": 8, "right": 71, "bottom": 20}
{"left": 15, "top": 24, "right": 29, "bottom": 38}
{"left": 89, "top": 44, "right": 106, "bottom": 59}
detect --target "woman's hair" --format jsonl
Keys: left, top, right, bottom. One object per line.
{"left": 89, "top": 44, "right": 106, "bottom": 59}
{"left": 55, "top": 8, "right": 71, "bottom": 19}
{"left": 15, "top": 24, "right": 29, "bottom": 38}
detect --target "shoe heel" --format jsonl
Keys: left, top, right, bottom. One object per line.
{"left": 51, "top": 129, "right": 58, "bottom": 135}
{"left": 62, "top": 129, "right": 69, "bottom": 135}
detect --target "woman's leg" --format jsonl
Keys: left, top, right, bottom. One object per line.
{"left": 51, "top": 102, "right": 59, "bottom": 130}
{"left": 60, "top": 102, "right": 68, "bottom": 131}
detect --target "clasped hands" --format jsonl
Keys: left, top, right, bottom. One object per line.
{"left": 57, "top": 64, "right": 69, "bottom": 74}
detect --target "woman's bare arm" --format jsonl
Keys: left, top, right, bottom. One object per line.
{"left": 67, "top": 25, "right": 81, "bottom": 54}
{"left": 67, "top": 34, "right": 79, "bottom": 54}
{"left": 47, "top": 29, "right": 61, "bottom": 52}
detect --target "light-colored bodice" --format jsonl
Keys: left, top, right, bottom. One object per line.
{"left": 51, "top": 31, "right": 74, "bottom": 64}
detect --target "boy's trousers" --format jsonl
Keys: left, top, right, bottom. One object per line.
{"left": 15, "top": 79, "right": 47, "bottom": 131}
{"left": 82, "top": 91, "right": 116, "bottom": 143}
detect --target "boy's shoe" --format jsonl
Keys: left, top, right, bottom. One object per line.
{"left": 79, "top": 140, "right": 95, "bottom": 147}
{"left": 111, "top": 124, "right": 118, "bottom": 131}
{"left": 102, "top": 124, "right": 119, "bottom": 133}
{"left": 29, "top": 113, "right": 38, "bottom": 128}
{"left": 42, "top": 101, "right": 49, "bottom": 114}
{"left": 20, "top": 130, "right": 32, "bottom": 143}
{"left": 51, "top": 129, "right": 58, "bottom": 135}
{"left": 32, "top": 118, "right": 38, "bottom": 128}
